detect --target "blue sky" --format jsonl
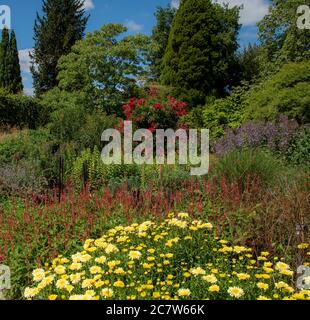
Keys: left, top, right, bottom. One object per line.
{"left": 1, "top": 0, "right": 270, "bottom": 95}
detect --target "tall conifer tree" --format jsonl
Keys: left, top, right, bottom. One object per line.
{"left": 30, "top": 0, "right": 89, "bottom": 95}
{"left": 0, "top": 27, "right": 9, "bottom": 88}
{"left": 6, "top": 30, "right": 23, "bottom": 93}
{"left": 160, "top": 0, "right": 240, "bottom": 106}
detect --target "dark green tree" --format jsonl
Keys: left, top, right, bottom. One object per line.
{"left": 150, "top": 5, "right": 176, "bottom": 79}
{"left": 237, "top": 44, "right": 261, "bottom": 83}
{"left": 6, "top": 30, "right": 23, "bottom": 93}
{"left": 30, "top": 0, "right": 89, "bottom": 95}
{"left": 0, "top": 27, "right": 9, "bottom": 88}
{"left": 160, "top": 0, "right": 240, "bottom": 106}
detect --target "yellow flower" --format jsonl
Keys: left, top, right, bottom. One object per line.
{"left": 90, "top": 266, "right": 102, "bottom": 275}
{"left": 54, "top": 265, "right": 66, "bottom": 275}
{"left": 280, "top": 269, "right": 294, "bottom": 276}
{"left": 257, "top": 296, "right": 270, "bottom": 300}
{"left": 178, "top": 213, "right": 189, "bottom": 219}
{"left": 202, "top": 275, "right": 218, "bottom": 284}
{"left": 228, "top": 287, "right": 244, "bottom": 299}
{"left": 153, "top": 292, "right": 161, "bottom": 299}
{"left": 129, "top": 251, "right": 142, "bottom": 260}
{"left": 95, "top": 256, "right": 107, "bottom": 264}
{"left": 298, "top": 243, "right": 309, "bottom": 250}
{"left": 236, "top": 273, "right": 250, "bottom": 281}
{"left": 24, "top": 287, "right": 39, "bottom": 298}
{"left": 48, "top": 295, "right": 57, "bottom": 300}
{"left": 114, "top": 280, "right": 125, "bottom": 288}
{"left": 275, "top": 262, "right": 290, "bottom": 272}
{"left": 190, "top": 267, "right": 206, "bottom": 276}
{"left": 101, "top": 288, "right": 114, "bottom": 298}
{"left": 70, "top": 273, "right": 81, "bottom": 284}
{"left": 257, "top": 282, "right": 269, "bottom": 290}
{"left": 32, "top": 269, "right": 45, "bottom": 282}
{"left": 209, "top": 285, "right": 220, "bottom": 292}
{"left": 56, "top": 279, "right": 69, "bottom": 289}
{"left": 177, "top": 289, "right": 191, "bottom": 297}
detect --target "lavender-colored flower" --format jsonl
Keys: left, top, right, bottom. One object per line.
{"left": 215, "top": 116, "right": 300, "bottom": 156}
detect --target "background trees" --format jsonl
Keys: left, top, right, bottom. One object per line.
{"left": 150, "top": 5, "right": 176, "bottom": 80}
{"left": 57, "top": 24, "right": 152, "bottom": 115}
{"left": 0, "top": 28, "right": 23, "bottom": 93}
{"left": 160, "top": 0, "right": 240, "bottom": 106}
{"left": 30, "top": 0, "right": 88, "bottom": 95}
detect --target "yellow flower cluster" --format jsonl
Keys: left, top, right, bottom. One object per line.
{"left": 24, "top": 214, "right": 310, "bottom": 300}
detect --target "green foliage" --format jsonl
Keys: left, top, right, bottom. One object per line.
{"left": 71, "top": 147, "right": 138, "bottom": 189}
{"left": 237, "top": 44, "right": 261, "bottom": 83}
{"left": 286, "top": 127, "right": 310, "bottom": 167}
{"left": 57, "top": 23, "right": 152, "bottom": 114}
{"left": 212, "top": 149, "right": 284, "bottom": 190}
{"left": 150, "top": 5, "right": 176, "bottom": 79}
{"left": 31, "top": 0, "right": 88, "bottom": 95}
{"left": 258, "top": 0, "right": 310, "bottom": 76}
{"left": 244, "top": 61, "right": 310, "bottom": 123}
{"left": 0, "top": 90, "right": 45, "bottom": 129}
{"left": 0, "top": 129, "right": 58, "bottom": 181}
{"left": 203, "top": 85, "right": 247, "bottom": 140}
{"left": 160, "top": 0, "right": 240, "bottom": 106}
{"left": 0, "top": 28, "right": 23, "bottom": 93}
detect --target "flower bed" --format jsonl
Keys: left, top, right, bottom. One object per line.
{"left": 25, "top": 213, "right": 310, "bottom": 300}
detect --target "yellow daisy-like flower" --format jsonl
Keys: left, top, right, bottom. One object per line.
{"left": 298, "top": 243, "right": 309, "bottom": 250}
{"left": 275, "top": 262, "right": 290, "bottom": 272}
{"left": 56, "top": 279, "right": 69, "bottom": 290}
{"left": 70, "top": 273, "right": 81, "bottom": 284}
{"left": 90, "top": 266, "right": 103, "bottom": 275}
{"left": 54, "top": 265, "right": 66, "bottom": 275}
{"left": 202, "top": 275, "right": 218, "bottom": 284}
{"left": 236, "top": 273, "right": 250, "bottom": 281}
{"left": 209, "top": 285, "right": 220, "bottom": 293}
{"left": 48, "top": 295, "right": 57, "bottom": 300}
{"left": 24, "top": 287, "right": 39, "bottom": 298}
{"left": 178, "top": 213, "right": 189, "bottom": 219}
{"left": 32, "top": 269, "right": 45, "bottom": 282}
{"left": 177, "top": 289, "right": 191, "bottom": 297}
{"left": 190, "top": 267, "right": 206, "bottom": 276}
{"left": 95, "top": 256, "right": 107, "bottom": 264}
{"left": 114, "top": 280, "right": 125, "bottom": 288}
{"left": 228, "top": 287, "right": 244, "bottom": 299}
{"left": 257, "top": 282, "right": 269, "bottom": 290}
{"left": 101, "top": 288, "right": 114, "bottom": 298}
{"left": 129, "top": 251, "right": 142, "bottom": 260}
{"left": 153, "top": 292, "right": 161, "bottom": 299}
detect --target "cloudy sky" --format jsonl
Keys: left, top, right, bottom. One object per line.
{"left": 3, "top": 0, "right": 270, "bottom": 95}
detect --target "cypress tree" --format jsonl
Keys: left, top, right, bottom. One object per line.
{"left": 31, "top": 0, "right": 89, "bottom": 95}
{"left": 150, "top": 5, "right": 176, "bottom": 80}
{"left": 160, "top": 0, "right": 240, "bottom": 106}
{"left": 6, "top": 30, "right": 23, "bottom": 93}
{"left": 0, "top": 27, "right": 9, "bottom": 88}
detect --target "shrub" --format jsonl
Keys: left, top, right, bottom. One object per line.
{"left": 119, "top": 86, "right": 188, "bottom": 132}
{"left": 211, "top": 149, "right": 284, "bottom": 190}
{"left": 214, "top": 116, "right": 300, "bottom": 156}
{"left": 0, "top": 160, "right": 48, "bottom": 198}
{"left": 70, "top": 147, "right": 138, "bottom": 189}
{"left": 286, "top": 127, "right": 310, "bottom": 167}
{"left": 24, "top": 213, "right": 310, "bottom": 300}
{"left": 244, "top": 61, "right": 310, "bottom": 123}
{"left": 0, "top": 89, "right": 45, "bottom": 129}
{"left": 203, "top": 85, "right": 247, "bottom": 140}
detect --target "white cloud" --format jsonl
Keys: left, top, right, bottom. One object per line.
{"left": 125, "top": 20, "right": 143, "bottom": 32}
{"left": 82, "top": 0, "right": 95, "bottom": 10}
{"left": 18, "top": 49, "right": 33, "bottom": 74}
{"left": 213, "top": 0, "right": 269, "bottom": 26}
{"left": 171, "top": 0, "right": 180, "bottom": 9}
